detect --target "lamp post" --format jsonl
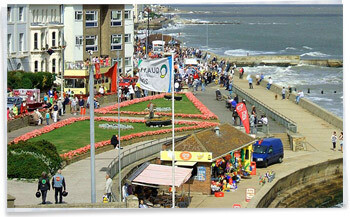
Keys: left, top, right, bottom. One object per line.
{"left": 88, "top": 50, "right": 96, "bottom": 203}
{"left": 116, "top": 51, "right": 122, "bottom": 202}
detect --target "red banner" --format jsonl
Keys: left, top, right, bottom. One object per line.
{"left": 105, "top": 63, "right": 118, "bottom": 93}
{"left": 236, "top": 102, "right": 250, "bottom": 134}
{"left": 95, "top": 63, "right": 101, "bottom": 79}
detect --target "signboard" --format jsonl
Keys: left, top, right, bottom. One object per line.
{"left": 245, "top": 188, "right": 255, "bottom": 202}
{"left": 160, "top": 151, "right": 212, "bottom": 162}
{"left": 195, "top": 166, "right": 206, "bottom": 181}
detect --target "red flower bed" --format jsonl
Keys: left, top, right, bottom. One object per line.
{"left": 95, "top": 92, "right": 218, "bottom": 120}
{"left": 9, "top": 116, "right": 219, "bottom": 160}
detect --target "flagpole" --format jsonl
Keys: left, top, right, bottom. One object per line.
{"left": 171, "top": 52, "right": 175, "bottom": 208}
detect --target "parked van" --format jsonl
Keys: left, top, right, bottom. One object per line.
{"left": 253, "top": 138, "right": 284, "bottom": 168}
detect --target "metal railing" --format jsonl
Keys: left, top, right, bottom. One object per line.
{"left": 233, "top": 85, "right": 298, "bottom": 133}
{"left": 107, "top": 135, "right": 190, "bottom": 179}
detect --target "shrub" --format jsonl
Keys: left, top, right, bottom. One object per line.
{"left": 7, "top": 140, "right": 62, "bottom": 179}
{"left": 7, "top": 71, "right": 54, "bottom": 92}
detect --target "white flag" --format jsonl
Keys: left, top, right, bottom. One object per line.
{"left": 138, "top": 57, "right": 172, "bottom": 93}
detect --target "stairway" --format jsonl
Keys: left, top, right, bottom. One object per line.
{"left": 272, "top": 133, "right": 291, "bottom": 150}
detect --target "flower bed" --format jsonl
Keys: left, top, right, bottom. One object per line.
{"left": 95, "top": 92, "right": 218, "bottom": 120}
{"left": 10, "top": 116, "right": 219, "bottom": 160}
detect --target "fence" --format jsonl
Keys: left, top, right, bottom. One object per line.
{"left": 233, "top": 85, "right": 297, "bottom": 133}
{"left": 107, "top": 135, "right": 190, "bottom": 179}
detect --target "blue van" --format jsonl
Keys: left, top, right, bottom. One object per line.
{"left": 253, "top": 138, "right": 284, "bottom": 168}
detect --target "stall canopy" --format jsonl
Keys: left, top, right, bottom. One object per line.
{"left": 127, "top": 163, "right": 193, "bottom": 187}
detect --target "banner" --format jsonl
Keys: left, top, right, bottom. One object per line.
{"left": 138, "top": 57, "right": 172, "bottom": 93}
{"left": 104, "top": 63, "right": 118, "bottom": 92}
{"left": 95, "top": 63, "right": 101, "bottom": 79}
{"left": 236, "top": 102, "right": 250, "bottom": 134}
{"left": 160, "top": 151, "right": 212, "bottom": 162}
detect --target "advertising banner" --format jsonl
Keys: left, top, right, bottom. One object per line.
{"left": 236, "top": 102, "right": 250, "bottom": 134}
{"left": 138, "top": 57, "right": 173, "bottom": 93}
{"left": 160, "top": 151, "right": 212, "bottom": 162}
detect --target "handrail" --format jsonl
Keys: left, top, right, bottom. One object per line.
{"left": 107, "top": 134, "right": 190, "bottom": 179}
{"left": 233, "top": 85, "right": 298, "bottom": 133}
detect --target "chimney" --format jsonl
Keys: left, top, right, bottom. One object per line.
{"left": 214, "top": 126, "right": 220, "bottom": 136}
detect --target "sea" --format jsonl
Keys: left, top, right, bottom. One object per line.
{"left": 156, "top": 4, "right": 343, "bottom": 118}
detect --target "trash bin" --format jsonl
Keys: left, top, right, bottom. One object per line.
{"left": 250, "top": 161, "right": 256, "bottom": 175}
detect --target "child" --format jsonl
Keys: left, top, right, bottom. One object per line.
{"left": 45, "top": 110, "right": 50, "bottom": 125}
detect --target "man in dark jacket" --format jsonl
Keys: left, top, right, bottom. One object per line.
{"left": 111, "top": 135, "right": 123, "bottom": 149}
{"left": 37, "top": 171, "right": 50, "bottom": 204}
{"left": 63, "top": 95, "right": 70, "bottom": 114}
{"left": 52, "top": 169, "right": 66, "bottom": 204}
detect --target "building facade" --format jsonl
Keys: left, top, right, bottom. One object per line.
{"left": 28, "top": 4, "right": 64, "bottom": 75}
{"left": 7, "top": 4, "right": 30, "bottom": 72}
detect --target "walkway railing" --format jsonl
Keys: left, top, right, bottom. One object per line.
{"left": 107, "top": 135, "right": 190, "bottom": 179}
{"left": 233, "top": 85, "right": 298, "bottom": 133}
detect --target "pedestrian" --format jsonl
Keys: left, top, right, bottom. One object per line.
{"left": 37, "top": 171, "right": 50, "bottom": 204}
{"left": 331, "top": 131, "right": 337, "bottom": 151}
{"left": 79, "top": 96, "right": 85, "bottom": 116}
{"left": 139, "top": 199, "right": 148, "bottom": 208}
{"left": 105, "top": 173, "right": 113, "bottom": 202}
{"left": 99, "top": 86, "right": 105, "bottom": 95}
{"left": 287, "top": 86, "right": 292, "bottom": 99}
{"left": 239, "top": 68, "right": 244, "bottom": 79}
{"left": 148, "top": 101, "right": 155, "bottom": 119}
{"left": 255, "top": 74, "right": 260, "bottom": 85}
{"left": 266, "top": 77, "right": 273, "bottom": 90}
{"left": 201, "top": 76, "right": 206, "bottom": 91}
{"left": 282, "top": 87, "right": 286, "bottom": 99}
{"left": 111, "top": 134, "right": 123, "bottom": 149}
{"left": 339, "top": 132, "right": 343, "bottom": 153}
{"left": 45, "top": 109, "right": 50, "bottom": 125}
{"left": 248, "top": 76, "right": 253, "bottom": 89}
{"left": 53, "top": 101, "right": 59, "bottom": 122}
{"left": 52, "top": 169, "right": 66, "bottom": 204}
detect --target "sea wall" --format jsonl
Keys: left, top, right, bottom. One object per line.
{"left": 206, "top": 51, "right": 342, "bottom": 67}
{"left": 247, "top": 157, "right": 343, "bottom": 208}
{"left": 258, "top": 78, "right": 343, "bottom": 130}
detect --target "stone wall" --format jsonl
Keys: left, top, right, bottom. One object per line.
{"left": 247, "top": 158, "right": 343, "bottom": 208}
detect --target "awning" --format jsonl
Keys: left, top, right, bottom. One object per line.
{"left": 175, "top": 161, "right": 197, "bottom": 167}
{"left": 129, "top": 164, "right": 193, "bottom": 187}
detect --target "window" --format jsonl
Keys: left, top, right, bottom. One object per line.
{"left": 19, "top": 33, "right": 24, "bottom": 52}
{"left": 52, "top": 58, "right": 56, "bottom": 73}
{"left": 111, "top": 34, "right": 122, "bottom": 50}
{"left": 34, "top": 33, "right": 38, "bottom": 50}
{"left": 19, "top": 7, "right": 24, "bottom": 21}
{"left": 86, "top": 35, "right": 98, "bottom": 52}
{"left": 111, "top": 11, "right": 122, "bottom": 26}
{"left": 125, "top": 10, "right": 131, "bottom": 19}
{"left": 75, "top": 36, "right": 83, "bottom": 46}
{"left": 34, "top": 61, "right": 38, "bottom": 72}
{"left": 52, "top": 32, "right": 56, "bottom": 47}
{"left": 112, "top": 58, "right": 123, "bottom": 73}
{"left": 125, "top": 57, "right": 131, "bottom": 66}
{"left": 51, "top": 9, "right": 53, "bottom": 22}
{"left": 125, "top": 34, "right": 131, "bottom": 43}
{"left": 7, "top": 7, "right": 11, "bottom": 22}
{"left": 75, "top": 11, "right": 82, "bottom": 21}
{"left": 65, "top": 78, "right": 85, "bottom": 88}
{"left": 86, "top": 11, "right": 98, "bottom": 27}
{"left": 8, "top": 34, "right": 12, "bottom": 53}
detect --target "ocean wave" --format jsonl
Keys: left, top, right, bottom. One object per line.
{"left": 224, "top": 49, "right": 279, "bottom": 56}
{"left": 285, "top": 47, "right": 297, "bottom": 50}
{"left": 248, "top": 22, "right": 287, "bottom": 25}
{"left": 302, "top": 46, "right": 313, "bottom": 50}
{"left": 307, "top": 96, "right": 333, "bottom": 102}
{"left": 300, "top": 52, "right": 330, "bottom": 57}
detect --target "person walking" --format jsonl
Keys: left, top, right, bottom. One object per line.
{"left": 52, "top": 169, "right": 66, "bottom": 204}
{"left": 37, "top": 172, "right": 50, "bottom": 204}
{"left": 282, "top": 87, "right": 286, "bottom": 100}
{"left": 105, "top": 173, "right": 113, "bottom": 202}
{"left": 248, "top": 76, "right": 253, "bottom": 89}
{"left": 339, "top": 131, "right": 343, "bottom": 153}
{"left": 287, "top": 86, "right": 292, "bottom": 99}
{"left": 79, "top": 96, "right": 85, "bottom": 116}
{"left": 45, "top": 110, "right": 50, "bottom": 125}
{"left": 111, "top": 134, "right": 123, "bottom": 150}
{"left": 53, "top": 101, "right": 59, "bottom": 122}
{"left": 331, "top": 131, "right": 337, "bottom": 151}
{"left": 266, "top": 77, "right": 273, "bottom": 90}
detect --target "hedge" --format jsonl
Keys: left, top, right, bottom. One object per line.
{"left": 7, "top": 71, "right": 54, "bottom": 91}
{"left": 7, "top": 140, "right": 62, "bottom": 179}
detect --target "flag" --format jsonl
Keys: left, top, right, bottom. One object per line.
{"left": 95, "top": 63, "right": 101, "bottom": 79}
{"left": 138, "top": 57, "right": 172, "bottom": 93}
{"left": 236, "top": 102, "right": 250, "bottom": 134}
{"left": 105, "top": 63, "right": 118, "bottom": 92}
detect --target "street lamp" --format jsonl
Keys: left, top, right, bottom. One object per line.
{"left": 116, "top": 50, "right": 122, "bottom": 202}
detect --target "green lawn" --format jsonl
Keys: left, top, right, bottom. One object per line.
{"left": 29, "top": 120, "right": 184, "bottom": 154}
{"left": 119, "top": 95, "right": 201, "bottom": 114}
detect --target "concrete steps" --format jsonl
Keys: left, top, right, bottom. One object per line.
{"left": 272, "top": 133, "right": 291, "bottom": 150}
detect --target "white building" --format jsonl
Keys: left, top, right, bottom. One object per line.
{"left": 7, "top": 4, "right": 30, "bottom": 71}
{"left": 124, "top": 4, "right": 134, "bottom": 75}
{"left": 28, "top": 4, "right": 64, "bottom": 74}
